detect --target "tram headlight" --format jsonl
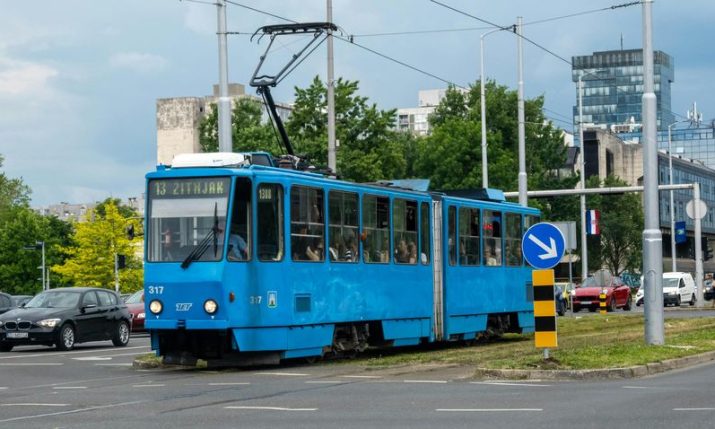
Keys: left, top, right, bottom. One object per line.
{"left": 204, "top": 299, "right": 218, "bottom": 314}
{"left": 149, "top": 300, "right": 163, "bottom": 315}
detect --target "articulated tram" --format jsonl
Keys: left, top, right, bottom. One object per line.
{"left": 143, "top": 152, "right": 539, "bottom": 365}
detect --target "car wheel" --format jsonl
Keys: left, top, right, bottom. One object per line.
{"left": 676, "top": 295, "right": 682, "bottom": 307}
{"left": 689, "top": 294, "right": 696, "bottom": 306}
{"left": 608, "top": 297, "right": 617, "bottom": 312}
{"left": 112, "top": 320, "right": 130, "bottom": 347}
{"left": 0, "top": 342, "right": 13, "bottom": 352}
{"left": 573, "top": 306, "right": 580, "bottom": 313}
{"left": 557, "top": 301, "right": 565, "bottom": 316}
{"left": 56, "top": 324, "right": 75, "bottom": 351}
{"left": 624, "top": 296, "right": 632, "bottom": 311}
{"left": 588, "top": 307, "right": 597, "bottom": 312}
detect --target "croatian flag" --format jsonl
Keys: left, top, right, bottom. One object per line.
{"left": 587, "top": 210, "right": 600, "bottom": 235}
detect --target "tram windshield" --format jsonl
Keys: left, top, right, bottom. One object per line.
{"left": 147, "top": 177, "right": 231, "bottom": 263}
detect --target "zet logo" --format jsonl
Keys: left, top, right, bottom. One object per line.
{"left": 175, "top": 303, "right": 192, "bottom": 312}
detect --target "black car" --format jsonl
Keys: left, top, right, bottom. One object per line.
{"left": 0, "top": 292, "right": 13, "bottom": 315}
{"left": 0, "top": 287, "right": 131, "bottom": 352}
{"left": 11, "top": 295, "right": 32, "bottom": 307}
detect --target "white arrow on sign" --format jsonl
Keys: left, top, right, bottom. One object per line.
{"left": 528, "top": 234, "right": 558, "bottom": 260}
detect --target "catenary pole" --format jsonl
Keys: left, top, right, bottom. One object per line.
{"left": 578, "top": 75, "right": 588, "bottom": 281}
{"left": 516, "top": 17, "right": 527, "bottom": 207}
{"left": 327, "top": 0, "right": 337, "bottom": 172}
{"left": 642, "top": 0, "right": 664, "bottom": 345}
{"left": 480, "top": 27, "right": 502, "bottom": 189}
{"left": 217, "top": 0, "right": 233, "bottom": 153}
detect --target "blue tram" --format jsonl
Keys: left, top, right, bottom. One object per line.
{"left": 144, "top": 152, "right": 539, "bottom": 365}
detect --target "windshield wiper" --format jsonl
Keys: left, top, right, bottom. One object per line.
{"left": 181, "top": 203, "right": 223, "bottom": 269}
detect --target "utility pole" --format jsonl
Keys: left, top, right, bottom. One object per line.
{"left": 40, "top": 241, "right": 46, "bottom": 291}
{"left": 479, "top": 27, "right": 502, "bottom": 189}
{"left": 516, "top": 17, "right": 527, "bottom": 207}
{"left": 217, "top": 0, "right": 233, "bottom": 153}
{"left": 578, "top": 76, "right": 588, "bottom": 281}
{"left": 327, "top": 0, "right": 337, "bottom": 173}
{"left": 642, "top": 0, "right": 664, "bottom": 345}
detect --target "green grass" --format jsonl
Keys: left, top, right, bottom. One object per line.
{"left": 355, "top": 315, "right": 715, "bottom": 371}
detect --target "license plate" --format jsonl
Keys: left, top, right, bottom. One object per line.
{"left": 580, "top": 301, "right": 592, "bottom": 305}
{"left": 7, "top": 332, "right": 28, "bottom": 339}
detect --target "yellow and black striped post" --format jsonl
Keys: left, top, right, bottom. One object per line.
{"left": 599, "top": 290, "right": 607, "bottom": 315}
{"left": 532, "top": 269, "right": 557, "bottom": 349}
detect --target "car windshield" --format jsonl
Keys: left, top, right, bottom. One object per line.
{"left": 24, "top": 291, "right": 81, "bottom": 308}
{"left": 125, "top": 290, "right": 143, "bottom": 304}
{"left": 663, "top": 278, "right": 680, "bottom": 288}
{"left": 147, "top": 177, "right": 231, "bottom": 263}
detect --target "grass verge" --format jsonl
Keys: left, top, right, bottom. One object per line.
{"left": 359, "top": 315, "right": 715, "bottom": 370}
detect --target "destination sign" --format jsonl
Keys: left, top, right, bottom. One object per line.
{"left": 149, "top": 177, "right": 230, "bottom": 199}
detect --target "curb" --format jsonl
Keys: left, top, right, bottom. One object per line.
{"left": 473, "top": 350, "right": 715, "bottom": 380}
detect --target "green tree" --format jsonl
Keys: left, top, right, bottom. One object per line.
{"left": 286, "top": 76, "right": 406, "bottom": 181}
{"left": 0, "top": 154, "right": 31, "bottom": 220}
{"left": 585, "top": 175, "right": 644, "bottom": 275}
{"left": 52, "top": 201, "right": 142, "bottom": 293}
{"left": 199, "top": 98, "right": 280, "bottom": 154}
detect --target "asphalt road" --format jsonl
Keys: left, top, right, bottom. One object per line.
{"left": 1, "top": 321, "right": 715, "bottom": 429}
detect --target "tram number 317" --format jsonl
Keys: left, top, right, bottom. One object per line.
{"left": 148, "top": 285, "right": 164, "bottom": 295}
{"left": 249, "top": 295, "right": 262, "bottom": 305}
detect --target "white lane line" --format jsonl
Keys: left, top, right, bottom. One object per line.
{"left": 0, "top": 345, "right": 149, "bottom": 360}
{"left": 94, "top": 363, "right": 132, "bottom": 367}
{"left": 305, "top": 381, "right": 343, "bottom": 384}
{"left": 341, "top": 375, "right": 382, "bottom": 379}
{"left": 208, "top": 382, "right": 251, "bottom": 386}
{"left": 673, "top": 408, "right": 715, "bottom": 411}
{"left": 132, "top": 384, "right": 165, "bottom": 388}
{"left": 73, "top": 357, "right": 112, "bottom": 361}
{"left": 404, "top": 380, "right": 448, "bottom": 384}
{"left": 0, "top": 363, "right": 63, "bottom": 366}
{"left": 0, "top": 387, "right": 7, "bottom": 390}
{"left": 0, "top": 403, "right": 70, "bottom": 407}
{"left": 437, "top": 408, "right": 543, "bottom": 412}
{"left": 225, "top": 406, "right": 317, "bottom": 411}
{"left": 622, "top": 386, "right": 650, "bottom": 389}
{"left": 255, "top": 372, "right": 310, "bottom": 376}
{"left": 471, "top": 382, "right": 552, "bottom": 387}
{"left": 52, "top": 387, "right": 87, "bottom": 390}
{"left": 0, "top": 401, "right": 141, "bottom": 423}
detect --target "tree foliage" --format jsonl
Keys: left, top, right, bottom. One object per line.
{"left": 199, "top": 98, "right": 280, "bottom": 154}
{"left": 52, "top": 200, "right": 143, "bottom": 293}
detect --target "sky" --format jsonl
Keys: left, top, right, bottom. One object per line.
{"left": 1, "top": 0, "right": 713, "bottom": 207}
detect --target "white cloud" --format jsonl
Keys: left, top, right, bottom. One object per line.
{"left": 109, "top": 52, "right": 168, "bottom": 74}
{"left": 0, "top": 58, "right": 59, "bottom": 96}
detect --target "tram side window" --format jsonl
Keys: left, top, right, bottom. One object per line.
{"left": 393, "top": 199, "right": 418, "bottom": 264}
{"left": 291, "top": 186, "right": 325, "bottom": 262}
{"left": 256, "top": 184, "right": 283, "bottom": 262}
{"left": 505, "top": 213, "right": 522, "bottom": 266}
{"left": 420, "top": 202, "right": 430, "bottom": 264}
{"left": 448, "top": 206, "right": 457, "bottom": 266}
{"left": 328, "top": 191, "right": 359, "bottom": 263}
{"left": 227, "top": 178, "right": 252, "bottom": 262}
{"left": 483, "top": 210, "right": 503, "bottom": 266}
{"left": 459, "top": 207, "right": 480, "bottom": 266}
{"left": 363, "top": 194, "right": 390, "bottom": 264}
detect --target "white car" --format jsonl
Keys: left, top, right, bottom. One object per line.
{"left": 635, "top": 286, "right": 644, "bottom": 306}
{"left": 662, "top": 272, "right": 696, "bottom": 307}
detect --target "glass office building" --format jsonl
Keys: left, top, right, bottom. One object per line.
{"left": 572, "top": 49, "right": 675, "bottom": 131}
{"left": 620, "top": 126, "right": 715, "bottom": 172}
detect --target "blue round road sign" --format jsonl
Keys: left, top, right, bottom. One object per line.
{"left": 522, "top": 222, "right": 566, "bottom": 269}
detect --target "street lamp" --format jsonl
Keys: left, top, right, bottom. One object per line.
{"left": 576, "top": 69, "right": 605, "bottom": 280}
{"left": 23, "top": 241, "right": 47, "bottom": 291}
{"left": 667, "top": 120, "right": 688, "bottom": 272}
{"left": 480, "top": 26, "right": 508, "bottom": 189}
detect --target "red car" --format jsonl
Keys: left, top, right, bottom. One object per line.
{"left": 124, "top": 290, "right": 145, "bottom": 332}
{"left": 572, "top": 270, "right": 632, "bottom": 312}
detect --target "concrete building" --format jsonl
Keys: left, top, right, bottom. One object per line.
{"left": 397, "top": 88, "right": 468, "bottom": 136}
{"left": 37, "top": 195, "right": 144, "bottom": 221}
{"left": 156, "top": 84, "right": 291, "bottom": 166}
{"left": 572, "top": 49, "right": 675, "bottom": 131}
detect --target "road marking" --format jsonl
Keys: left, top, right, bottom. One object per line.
{"left": 208, "top": 382, "right": 250, "bottom": 386}
{"left": 305, "top": 380, "right": 343, "bottom": 384}
{"left": 225, "top": 406, "right": 317, "bottom": 411}
{"left": 256, "top": 372, "right": 310, "bottom": 377}
{"left": 52, "top": 387, "right": 87, "bottom": 390}
{"left": 94, "top": 363, "right": 132, "bottom": 367}
{"left": 340, "top": 375, "right": 382, "bottom": 379}
{"left": 0, "top": 401, "right": 141, "bottom": 423}
{"left": 437, "top": 408, "right": 543, "bottom": 412}
{"left": 0, "top": 363, "right": 63, "bottom": 366}
{"left": 404, "top": 380, "right": 448, "bottom": 384}
{"left": 0, "top": 403, "right": 70, "bottom": 407}
{"left": 673, "top": 408, "right": 715, "bottom": 411}
{"left": 0, "top": 387, "right": 7, "bottom": 390}
{"left": 622, "top": 386, "right": 650, "bottom": 389}
{"left": 0, "top": 345, "right": 149, "bottom": 360}
{"left": 132, "top": 384, "right": 165, "bottom": 388}
{"left": 73, "top": 357, "right": 112, "bottom": 361}
{"left": 471, "top": 382, "right": 551, "bottom": 387}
